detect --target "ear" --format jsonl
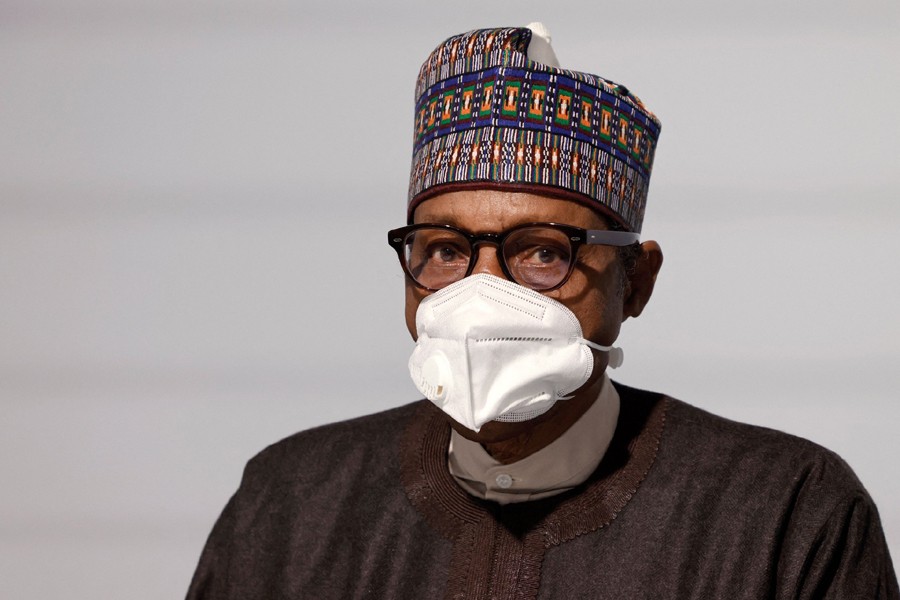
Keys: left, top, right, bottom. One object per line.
{"left": 622, "top": 241, "right": 663, "bottom": 320}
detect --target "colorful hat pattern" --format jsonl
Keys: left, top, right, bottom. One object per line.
{"left": 408, "top": 27, "right": 661, "bottom": 232}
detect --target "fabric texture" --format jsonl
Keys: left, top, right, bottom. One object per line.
{"left": 186, "top": 383, "right": 899, "bottom": 599}
{"left": 408, "top": 27, "right": 662, "bottom": 232}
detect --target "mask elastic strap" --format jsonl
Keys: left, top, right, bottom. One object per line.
{"left": 580, "top": 338, "right": 624, "bottom": 369}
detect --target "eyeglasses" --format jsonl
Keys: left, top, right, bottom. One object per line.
{"left": 387, "top": 222, "right": 639, "bottom": 292}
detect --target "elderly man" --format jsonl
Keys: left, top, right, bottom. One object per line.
{"left": 187, "top": 25, "right": 898, "bottom": 599}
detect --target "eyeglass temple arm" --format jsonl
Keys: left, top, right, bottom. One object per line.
{"left": 586, "top": 230, "right": 640, "bottom": 246}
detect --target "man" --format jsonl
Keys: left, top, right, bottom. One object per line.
{"left": 187, "top": 25, "right": 898, "bottom": 599}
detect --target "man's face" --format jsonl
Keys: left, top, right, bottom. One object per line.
{"left": 405, "top": 189, "right": 652, "bottom": 442}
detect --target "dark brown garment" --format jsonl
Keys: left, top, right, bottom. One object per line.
{"left": 187, "top": 384, "right": 899, "bottom": 599}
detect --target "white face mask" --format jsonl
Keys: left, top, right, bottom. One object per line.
{"left": 408, "top": 273, "right": 623, "bottom": 432}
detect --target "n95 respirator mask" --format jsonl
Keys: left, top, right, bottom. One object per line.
{"left": 408, "top": 273, "right": 623, "bottom": 432}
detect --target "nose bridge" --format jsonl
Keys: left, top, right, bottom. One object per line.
{"left": 470, "top": 239, "right": 507, "bottom": 279}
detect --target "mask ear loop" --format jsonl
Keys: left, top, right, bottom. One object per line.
{"left": 580, "top": 339, "right": 624, "bottom": 369}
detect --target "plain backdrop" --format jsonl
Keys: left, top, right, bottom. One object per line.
{"left": 1, "top": 1, "right": 898, "bottom": 597}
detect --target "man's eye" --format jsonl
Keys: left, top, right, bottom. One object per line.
{"left": 535, "top": 248, "right": 561, "bottom": 264}
{"left": 520, "top": 246, "right": 568, "bottom": 265}
{"left": 433, "top": 246, "right": 459, "bottom": 261}
{"left": 426, "top": 243, "right": 467, "bottom": 264}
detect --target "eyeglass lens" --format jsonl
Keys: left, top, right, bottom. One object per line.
{"left": 403, "top": 226, "right": 574, "bottom": 291}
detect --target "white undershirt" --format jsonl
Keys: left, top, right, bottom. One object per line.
{"left": 447, "top": 374, "right": 620, "bottom": 504}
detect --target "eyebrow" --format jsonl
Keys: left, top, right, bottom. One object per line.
{"left": 413, "top": 218, "right": 603, "bottom": 234}
{"left": 414, "top": 216, "right": 559, "bottom": 232}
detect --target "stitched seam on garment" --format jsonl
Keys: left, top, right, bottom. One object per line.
{"left": 399, "top": 389, "right": 669, "bottom": 599}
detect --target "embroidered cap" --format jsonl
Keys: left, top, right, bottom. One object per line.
{"left": 408, "top": 25, "right": 661, "bottom": 233}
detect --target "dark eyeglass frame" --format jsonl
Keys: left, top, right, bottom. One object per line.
{"left": 387, "top": 222, "right": 640, "bottom": 292}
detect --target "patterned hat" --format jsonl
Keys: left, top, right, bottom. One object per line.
{"left": 408, "top": 26, "right": 661, "bottom": 232}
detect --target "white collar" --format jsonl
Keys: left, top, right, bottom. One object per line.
{"left": 447, "top": 374, "right": 620, "bottom": 504}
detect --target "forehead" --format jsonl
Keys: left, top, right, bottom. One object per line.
{"left": 412, "top": 189, "right": 611, "bottom": 232}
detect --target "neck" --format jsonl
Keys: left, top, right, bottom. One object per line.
{"left": 478, "top": 370, "right": 607, "bottom": 464}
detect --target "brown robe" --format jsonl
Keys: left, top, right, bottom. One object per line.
{"left": 187, "top": 383, "right": 899, "bottom": 599}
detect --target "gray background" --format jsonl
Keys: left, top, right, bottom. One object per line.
{"left": 1, "top": 0, "right": 897, "bottom": 597}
